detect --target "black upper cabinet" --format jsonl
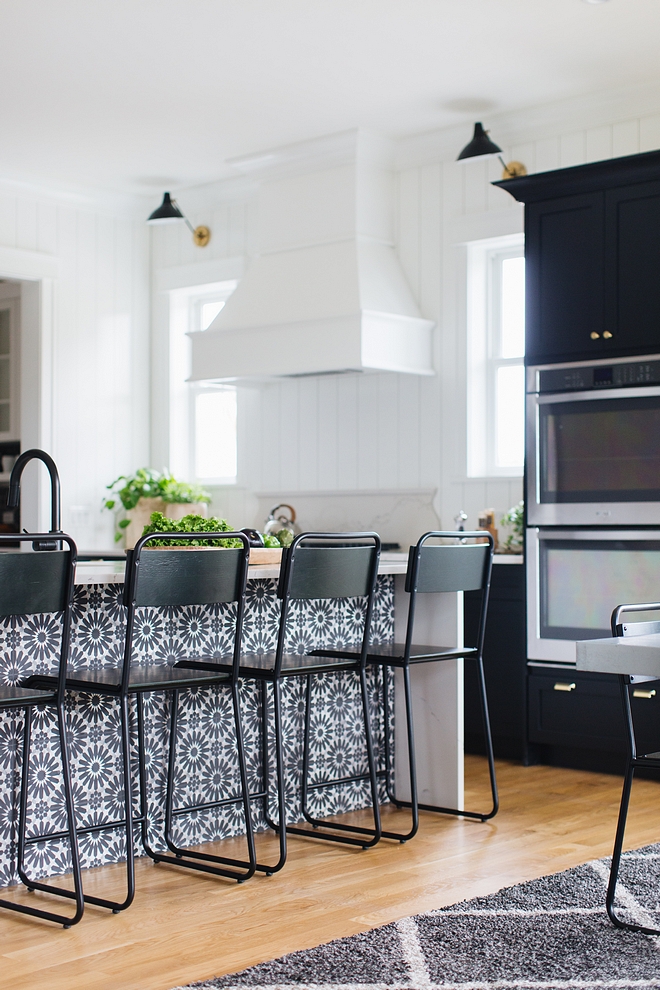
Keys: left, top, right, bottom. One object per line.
{"left": 494, "top": 150, "right": 660, "bottom": 365}
{"left": 605, "top": 181, "right": 660, "bottom": 353}
{"left": 526, "top": 193, "right": 604, "bottom": 362}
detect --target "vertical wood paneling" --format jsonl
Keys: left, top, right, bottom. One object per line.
{"left": 586, "top": 125, "right": 612, "bottom": 162}
{"left": 16, "top": 198, "right": 38, "bottom": 251}
{"left": 397, "top": 168, "right": 421, "bottom": 299}
{"left": 560, "top": 131, "right": 586, "bottom": 168}
{"left": 335, "top": 375, "right": 358, "bottom": 489}
{"left": 259, "top": 384, "right": 281, "bottom": 491}
{"left": 612, "top": 119, "right": 640, "bottom": 158}
{"left": 317, "top": 375, "right": 338, "bottom": 490}
{"left": 397, "top": 374, "right": 420, "bottom": 489}
{"left": 640, "top": 114, "right": 660, "bottom": 152}
{"left": 534, "top": 137, "right": 560, "bottom": 173}
{"left": 376, "top": 373, "right": 399, "bottom": 490}
{"left": 357, "top": 374, "right": 378, "bottom": 489}
{"left": 298, "top": 377, "right": 319, "bottom": 490}
{"left": 463, "top": 159, "right": 488, "bottom": 215}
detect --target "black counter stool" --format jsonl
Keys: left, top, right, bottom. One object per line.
{"left": 179, "top": 532, "right": 382, "bottom": 860}
{"left": 606, "top": 601, "right": 660, "bottom": 936}
{"left": 313, "top": 531, "right": 497, "bottom": 841}
{"left": 0, "top": 532, "right": 84, "bottom": 928}
{"left": 29, "top": 530, "right": 256, "bottom": 912}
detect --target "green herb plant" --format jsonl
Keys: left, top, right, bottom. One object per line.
{"left": 141, "top": 512, "right": 243, "bottom": 547}
{"left": 104, "top": 468, "right": 211, "bottom": 543}
{"left": 500, "top": 500, "right": 524, "bottom": 554}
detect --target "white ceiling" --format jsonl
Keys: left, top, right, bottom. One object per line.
{"left": 1, "top": 0, "right": 659, "bottom": 195}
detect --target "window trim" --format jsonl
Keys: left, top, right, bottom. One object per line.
{"left": 467, "top": 233, "right": 525, "bottom": 479}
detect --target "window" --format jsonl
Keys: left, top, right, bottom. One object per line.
{"left": 193, "top": 386, "right": 237, "bottom": 482}
{"left": 467, "top": 235, "right": 525, "bottom": 477}
{"left": 168, "top": 280, "right": 238, "bottom": 486}
{"left": 189, "top": 284, "right": 237, "bottom": 484}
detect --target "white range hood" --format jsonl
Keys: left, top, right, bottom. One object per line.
{"left": 190, "top": 131, "right": 435, "bottom": 381}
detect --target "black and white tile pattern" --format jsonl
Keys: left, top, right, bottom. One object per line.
{"left": 175, "top": 843, "right": 660, "bottom": 990}
{"left": 0, "top": 576, "right": 394, "bottom": 886}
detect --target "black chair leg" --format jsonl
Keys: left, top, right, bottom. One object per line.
{"left": 158, "top": 687, "right": 256, "bottom": 882}
{"left": 380, "top": 664, "right": 419, "bottom": 842}
{"left": 78, "top": 693, "right": 136, "bottom": 913}
{"left": 7, "top": 705, "right": 85, "bottom": 928}
{"left": 606, "top": 677, "right": 660, "bottom": 936}
{"left": 288, "top": 671, "right": 382, "bottom": 849}
{"left": 257, "top": 679, "right": 288, "bottom": 874}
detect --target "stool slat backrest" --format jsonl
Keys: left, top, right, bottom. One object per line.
{"left": 275, "top": 533, "right": 380, "bottom": 672}
{"left": 122, "top": 532, "right": 251, "bottom": 694}
{"left": 0, "top": 550, "right": 70, "bottom": 616}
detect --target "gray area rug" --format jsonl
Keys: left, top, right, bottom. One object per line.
{"left": 174, "top": 843, "right": 660, "bottom": 990}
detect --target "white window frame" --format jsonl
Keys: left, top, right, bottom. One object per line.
{"left": 467, "top": 233, "right": 525, "bottom": 478}
{"left": 0, "top": 283, "right": 21, "bottom": 442}
{"left": 168, "top": 279, "right": 238, "bottom": 485}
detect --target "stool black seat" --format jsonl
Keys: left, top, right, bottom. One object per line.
{"left": 0, "top": 532, "right": 84, "bottom": 928}
{"left": 312, "top": 531, "right": 497, "bottom": 841}
{"left": 606, "top": 601, "right": 660, "bottom": 937}
{"left": 179, "top": 531, "right": 383, "bottom": 863}
{"left": 29, "top": 530, "right": 257, "bottom": 912}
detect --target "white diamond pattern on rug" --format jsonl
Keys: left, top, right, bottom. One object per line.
{"left": 173, "top": 844, "right": 660, "bottom": 990}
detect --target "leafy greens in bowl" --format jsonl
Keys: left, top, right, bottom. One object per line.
{"left": 141, "top": 512, "right": 244, "bottom": 547}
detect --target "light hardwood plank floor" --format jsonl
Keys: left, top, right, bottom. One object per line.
{"left": 1, "top": 757, "right": 659, "bottom": 990}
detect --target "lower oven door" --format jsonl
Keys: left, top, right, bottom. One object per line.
{"left": 527, "top": 528, "right": 660, "bottom": 663}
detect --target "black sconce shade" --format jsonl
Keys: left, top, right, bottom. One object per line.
{"left": 147, "top": 192, "right": 185, "bottom": 224}
{"left": 457, "top": 122, "right": 503, "bottom": 161}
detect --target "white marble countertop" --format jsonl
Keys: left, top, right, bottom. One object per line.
{"left": 74, "top": 551, "right": 412, "bottom": 585}
{"left": 577, "top": 633, "right": 660, "bottom": 678}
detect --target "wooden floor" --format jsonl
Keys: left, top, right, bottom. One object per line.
{"left": 1, "top": 757, "right": 659, "bottom": 990}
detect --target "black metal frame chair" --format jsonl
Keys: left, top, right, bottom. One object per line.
{"left": 313, "top": 531, "right": 497, "bottom": 841}
{"left": 179, "top": 532, "right": 383, "bottom": 860}
{"left": 0, "top": 532, "right": 84, "bottom": 928}
{"left": 606, "top": 601, "right": 660, "bottom": 936}
{"left": 29, "top": 530, "right": 257, "bottom": 913}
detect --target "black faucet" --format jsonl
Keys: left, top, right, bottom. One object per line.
{"left": 8, "top": 448, "right": 62, "bottom": 550}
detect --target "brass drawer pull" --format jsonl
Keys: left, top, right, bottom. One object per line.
{"left": 603, "top": 331, "right": 613, "bottom": 339}
{"left": 554, "top": 682, "right": 576, "bottom": 692}
{"left": 633, "top": 689, "right": 657, "bottom": 700}
{"left": 590, "top": 332, "right": 600, "bottom": 340}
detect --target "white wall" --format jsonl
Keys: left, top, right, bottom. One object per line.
{"left": 0, "top": 181, "right": 150, "bottom": 548}
{"left": 153, "top": 85, "right": 660, "bottom": 544}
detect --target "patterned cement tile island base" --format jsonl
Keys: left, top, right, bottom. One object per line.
{"left": 175, "top": 844, "right": 660, "bottom": 990}
{"left": 0, "top": 577, "right": 394, "bottom": 886}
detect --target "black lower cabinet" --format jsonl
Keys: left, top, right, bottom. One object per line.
{"left": 464, "top": 562, "right": 527, "bottom": 761}
{"left": 527, "top": 668, "right": 660, "bottom": 775}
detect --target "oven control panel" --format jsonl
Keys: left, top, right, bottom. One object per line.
{"left": 538, "top": 360, "right": 660, "bottom": 393}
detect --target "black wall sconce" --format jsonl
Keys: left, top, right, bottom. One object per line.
{"left": 457, "top": 123, "right": 527, "bottom": 180}
{"left": 146, "top": 192, "right": 211, "bottom": 247}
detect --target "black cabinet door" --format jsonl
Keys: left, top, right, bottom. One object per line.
{"left": 465, "top": 563, "right": 526, "bottom": 760}
{"left": 605, "top": 180, "right": 660, "bottom": 354}
{"left": 525, "top": 192, "right": 605, "bottom": 364}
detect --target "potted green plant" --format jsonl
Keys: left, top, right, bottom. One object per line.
{"left": 105, "top": 468, "right": 211, "bottom": 547}
{"left": 500, "top": 500, "right": 524, "bottom": 554}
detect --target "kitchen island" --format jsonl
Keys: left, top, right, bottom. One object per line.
{"left": 0, "top": 553, "right": 463, "bottom": 886}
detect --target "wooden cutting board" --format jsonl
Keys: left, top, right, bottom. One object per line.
{"left": 248, "top": 548, "right": 283, "bottom": 565}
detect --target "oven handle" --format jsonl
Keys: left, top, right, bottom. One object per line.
{"left": 533, "top": 384, "right": 660, "bottom": 404}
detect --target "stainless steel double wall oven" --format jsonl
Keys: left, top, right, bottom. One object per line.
{"left": 526, "top": 354, "right": 660, "bottom": 664}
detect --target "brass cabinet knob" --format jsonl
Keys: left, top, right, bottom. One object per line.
{"left": 590, "top": 332, "right": 600, "bottom": 339}
{"left": 603, "top": 331, "right": 613, "bottom": 339}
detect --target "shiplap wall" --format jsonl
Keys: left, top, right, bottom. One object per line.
{"left": 155, "top": 93, "right": 660, "bottom": 542}
{"left": 0, "top": 182, "right": 150, "bottom": 548}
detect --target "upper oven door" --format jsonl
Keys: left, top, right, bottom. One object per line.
{"left": 527, "top": 384, "right": 660, "bottom": 526}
